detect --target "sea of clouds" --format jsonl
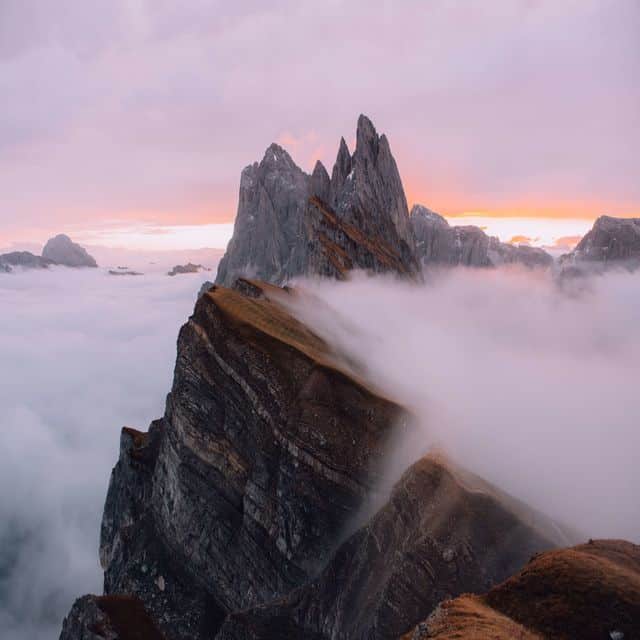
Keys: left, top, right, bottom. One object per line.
{"left": 0, "top": 265, "right": 212, "bottom": 639}
{"left": 2, "top": 263, "right": 639, "bottom": 639}
{"left": 289, "top": 267, "right": 640, "bottom": 543}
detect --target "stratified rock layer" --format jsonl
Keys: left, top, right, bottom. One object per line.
{"left": 216, "top": 454, "right": 567, "bottom": 640}
{"left": 404, "top": 539, "right": 640, "bottom": 640}
{"left": 99, "top": 278, "right": 405, "bottom": 639}
{"left": 215, "top": 115, "right": 419, "bottom": 286}
{"left": 42, "top": 234, "right": 98, "bottom": 267}
{"left": 410, "top": 205, "right": 552, "bottom": 269}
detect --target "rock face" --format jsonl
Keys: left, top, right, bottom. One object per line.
{"left": 167, "top": 263, "right": 208, "bottom": 276}
{"left": 0, "top": 250, "right": 52, "bottom": 271}
{"left": 216, "top": 454, "right": 566, "bottom": 640}
{"left": 404, "top": 539, "right": 640, "bottom": 640}
{"left": 411, "top": 205, "right": 553, "bottom": 269}
{"left": 97, "top": 278, "right": 405, "bottom": 639}
{"left": 60, "top": 594, "right": 165, "bottom": 640}
{"left": 215, "top": 115, "right": 419, "bottom": 286}
{"left": 42, "top": 234, "right": 98, "bottom": 267}
{"left": 559, "top": 215, "right": 640, "bottom": 272}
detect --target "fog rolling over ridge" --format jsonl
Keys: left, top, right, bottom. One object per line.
{"left": 0, "top": 268, "right": 212, "bottom": 640}
{"left": 287, "top": 268, "right": 640, "bottom": 541}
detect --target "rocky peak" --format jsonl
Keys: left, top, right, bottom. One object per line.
{"left": 560, "top": 215, "right": 640, "bottom": 269}
{"left": 261, "top": 142, "right": 299, "bottom": 171}
{"left": 410, "top": 204, "right": 448, "bottom": 227}
{"left": 95, "top": 278, "right": 405, "bottom": 638}
{"left": 329, "top": 137, "right": 352, "bottom": 205}
{"left": 42, "top": 234, "right": 98, "bottom": 267}
{"left": 215, "top": 115, "right": 420, "bottom": 286}
{"left": 333, "top": 114, "right": 414, "bottom": 250}
{"left": 310, "top": 160, "right": 331, "bottom": 202}
{"left": 410, "top": 203, "right": 552, "bottom": 269}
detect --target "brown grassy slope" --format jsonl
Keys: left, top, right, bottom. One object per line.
{"left": 402, "top": 540, "right": 640, "bottom": 639}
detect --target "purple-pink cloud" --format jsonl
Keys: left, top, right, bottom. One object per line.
{"left": 0, "top": 0, "right": 638, "bottom": 244}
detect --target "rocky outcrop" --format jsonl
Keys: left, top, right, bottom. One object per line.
{"left": 215, "top": 115, "right": 419, "bottom": 286}
{"left": 0, "top": 250, "right": 53, "bottom": 271}
{"left": 410, "top": 205, "right": 552, "bottom": 269}
{"left": 42, "top": 234, "right": 98, "bottom": 267}
{"left": 216, "top": 454, "right": 569, "bottom": 640}
{"left": 559, "top": 215, "right": 640, "bottom": 273}
{"left": 97, "top": 278, "right": 405, "bottom": 639}
{"left": 167, "top": 263, "right": 208, "bottom": 276}
{"left": 404, "top": 539, "right": 640, "bottom": 640}
{"left": 60, "top": 594, "right": 165, "bottom": 640}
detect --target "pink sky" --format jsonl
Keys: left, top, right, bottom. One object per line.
{"left": 0, "top": 1, "right": 638, "bottom": 250}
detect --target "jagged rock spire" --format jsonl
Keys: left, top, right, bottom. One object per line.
{"left": 215, "top": 115, "right": 421, "bottom": 286}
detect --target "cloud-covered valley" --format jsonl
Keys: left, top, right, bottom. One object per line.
{"left": 0, "top": 267, "right": 211, "bottom": 639}
{"left": 2, "top": 264, "right": 639, "bottom": 638}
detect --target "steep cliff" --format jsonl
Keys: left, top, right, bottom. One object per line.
{"left": 215, "top": 115, "right": 419, "bottom": 286}
{"left": 411, "top": 205, "right": 553, "bottom": 269}
{"left": 97, "top": 278, "right": 406, "bottom": 639}
{"left": 216, "top": 454, "right": 567, "bottom": 640}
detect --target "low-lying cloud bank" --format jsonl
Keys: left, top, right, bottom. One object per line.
{"left": 0, "top": 267, "right": 210, "bottom": 639}
{"left": 289, "top": 268, "right": 640, "bottom": 542}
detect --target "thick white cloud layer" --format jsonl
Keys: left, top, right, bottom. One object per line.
{"left": 0, "top": 267, "right": 210, "bottom": 639}
{"left": 289, "top": 269, "right": 640, "bottom": 542}
{"left": 2, "top": 264, "right": 639, "bottom": 638}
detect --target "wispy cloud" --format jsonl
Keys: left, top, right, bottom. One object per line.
{"left": 290, "top": 268, "right": 640, "bottom": 542}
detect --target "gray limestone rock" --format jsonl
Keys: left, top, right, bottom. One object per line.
{"left": 410, "top": 205, "right": 552, "bottom": 269}
{"left": 216, "top": 455, "right": 570, "bottom": 640}
{"left": 215, "top": 116, "right": 420, "bottom": 286}
{"left": 42, "top": 234, "right": 98, "bottom": 267}
{"left": 98, "top": 279, "right": 405, "bottom": 639}
{"left": 167, "top": 263, "right": 207, "bottom": 276}
{"left": 0, "top": 250, "right": 53, "bottom": 270}
{"left": 558, "top": 215, "right": 640, "bottom": 274}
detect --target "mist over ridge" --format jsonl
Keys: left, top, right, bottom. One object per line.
{"left": 287, "top": 267, "right": 640, "bottom": 541}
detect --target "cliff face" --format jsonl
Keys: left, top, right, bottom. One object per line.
{"left": 410, "top": 205, "right": 552, "bottom": 269}
{"left": 97, "top": 278, "right": 405, "bottom": 639}
{"left": 559, "top": 215, "right": 640, "bottom": 272}
{"left": 215, "top": 115, "right": 419, "bottom": 286}
{"left": 216, "top": 455, "right": 565, "bottom": 640}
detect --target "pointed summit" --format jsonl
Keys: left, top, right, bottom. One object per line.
{"left": 215, "top": 115, "right": 420, "bottom": 286}
{"left": 330, "top": 137, "right": 352, "bottom": 205}
{"left": 355, "top": 113, "right": 378, "bottom": 154}
{"left": 261, "top": 142, "right": 297, "bottom": 169}
{"left": 310, "top": 160, "right": 331, "bottom": 202}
